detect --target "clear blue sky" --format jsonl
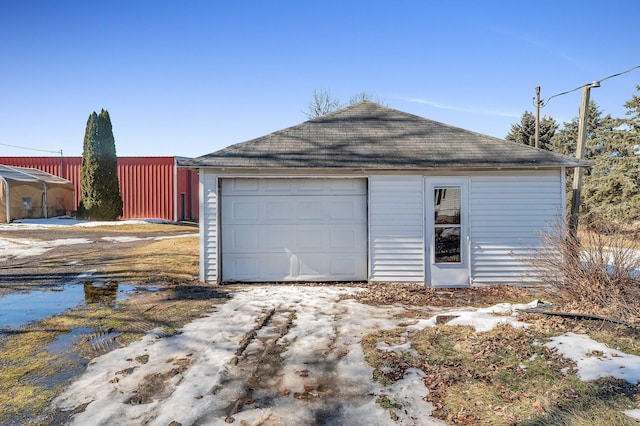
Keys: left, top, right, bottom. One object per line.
{"left": 1, "top": 0, "right": 638, "bottom": 158}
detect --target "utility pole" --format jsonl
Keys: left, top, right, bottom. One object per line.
{"left": 534, "top": 86, "right": 541, "bottom": 149}
{"left": 568, "top": 81, "right": 599, "bottom": 241}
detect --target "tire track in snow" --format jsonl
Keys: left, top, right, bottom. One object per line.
{"left": 53, "top": 286, "right": 443, "bottom": 426}
{"left": 222, "top": 307, "right": 296, "bottom": 422}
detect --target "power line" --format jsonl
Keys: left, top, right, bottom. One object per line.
{"left": 539, "top": 65, "right": 640, "bottom": 108}
{"left": 0, "top": 143, "right": 62, "bottom": 155}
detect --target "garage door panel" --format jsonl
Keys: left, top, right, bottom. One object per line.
{"left": 298, "top": 229, "right": 325, "bottom": 249}
{"left": 297, "top": 252, "right": 366, "bottom": 279}
{"left": 223, "top": 224, "right": 366, "bottom": 253}
{"left": 296, "top": 197, "right": 365, "bottom": 222}
{"left": 223, "top": 252, "right": 367, "bottom": 282}
{"left": 227, "top": 179, "right": 259, "bottom": 192}
{"left": 221, "top": 178, "right": 366, "bottom": 196}
{"left": 221, "top": 178, "right": 367, "bottom": 282}
{"left": 230, "top": 200, "right": 259, "bottom": 221}
{"left": 330, "top": 229, "right": 360, "bottom": 249}
{"left": 228, "top": 228, "right": 259, "bottom": 251}
{"left": 223, "top": 254, "right": 292, "bottom": 281}
{"left": 265, "top": 200, "right": 292, "bottom": 220}
{"left": 223, "top": 196, "right": 366, "bottom": 225}
{"left": 265, "top": 180, "right": 292, "bottom": 192}
{"left": 329, "top": 199, "right": 361, "bottom": 220}
{"left": 297, "top": 200, "right": 324, "bottom": 220}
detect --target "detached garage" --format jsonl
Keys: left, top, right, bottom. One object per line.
{"left": 181, "top": 102, "right": 588, "bottom": 287}
{"left": 0, "top": 165, "right": 74, "bottom": 223}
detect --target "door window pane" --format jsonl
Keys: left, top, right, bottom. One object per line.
{"left": 434, "top": 188, "right": 460, "bottom": 224}
{"left": 434, "top": 186, "right": 462, "bottom": 263}
{"left": 434, "top": 227, "right": 461, "bottom": 263}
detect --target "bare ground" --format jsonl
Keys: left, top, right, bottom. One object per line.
{"left": 0, "top": 223, "right": 555, "bottom": 425}
{"left": 0, "top": 225, "right": 198, "bottom": 295}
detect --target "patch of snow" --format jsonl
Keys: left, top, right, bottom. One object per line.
{"left": 54, "top": 286, "right": 444, "bottom": 425}
{"left": 383, "top": 368, "right": 437, "bottom": 425}
{"left": 446, "top": 308, "right": 529, "bottom": 332}
{"left": 407, "top": 301, "right": 536, "bottom": 333}
{"left": 154, "top": 233, "right": 198, "bottom": 240}
{"left": 623, "top": 409, "right": 640, "bottom": 420}
{"left": 101, "top": 234, "right": 198, "bottom": 243}
{"left": 376, "top": 341, "right": 419, "bottom": 358}
{"left": 406, "top": 317, "right": 438, "bottom": 331}
{"left": 0, "top": 217, "right": 175, "bottom": 229}
{"left": 101, "top": 236, "right": 147, "bottom": 243}
{"left": 0, "top": 237, "right": 92, "bottom": 260}
{"left": 545, "top": 332, "right": 640, "bottom": 383}
{"left": 0, "top": 227, "right": 196, "bottom": 260}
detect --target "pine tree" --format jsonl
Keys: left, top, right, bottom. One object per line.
{"left": 549, "top": 96, "right": 640, "bottom": 227}
{"left": 581, "top": 88, "right": 640, "bottom": 225}
{"left": 78, "top": 109, "right": 123, "bottom": 220}
{"left": 549, "top": 101, "right": 613, "bottom": 158}
{"left": 506, "top": 110, "right": 558, "bottom": 150}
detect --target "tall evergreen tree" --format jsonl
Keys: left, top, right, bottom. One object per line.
{"left": 78, "top": 109, "right": 123, "bottom": 220}
{"left": 549, "top": 101, "right": 614, "bottom": 158}
{"left": 581, "top": 88, "right": 640, "bottom": 224}
{"left": 506, "top": 110, "right": 558, "bottom": 150}
{"left": 549, "top": 98, "right": 640, "bottom": 227}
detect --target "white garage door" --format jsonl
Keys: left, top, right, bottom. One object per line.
{"left": 221, "top": 178, "right": 367, "bottom": 282}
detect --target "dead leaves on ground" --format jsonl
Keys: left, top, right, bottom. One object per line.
{"left": 349, "top": 283, "right": 534, "bottom": 308}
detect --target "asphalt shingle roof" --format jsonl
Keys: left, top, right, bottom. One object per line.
{"left": 181, "top": 101, "right": 588, "bottom": 170}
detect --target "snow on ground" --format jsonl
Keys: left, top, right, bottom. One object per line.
{"left": 0, "top": 216, "right": 173, "bottom": 229}
{"left": 0, "top": 217, "right": 197, "bottom": 260}
{"left": 545, "top": 332, "right": 640, "bottom": 383}
{"left": 54, "top": 286, "right": 445, "bottom": 426}
{"left": 0, "top": 237, "right": 92, "bottom": 260}
{"left": 546, "top": 332, "right": 640, "bottom": 421}
{"left": 101, "top": 234, "right": 197, "bottom": 243}
{"left": 624, "top": 409, "right": 640, "bottom": 421}
{"left": 4, "top": 221, "right": 637, "bottom": 423}
{"left": 51, "top": 288, "right": 640, "bottom": 425}
{"left": 406, "top": 301, "right": 539, "bottom": 332}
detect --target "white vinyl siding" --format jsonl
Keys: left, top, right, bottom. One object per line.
{"left": 470, "top": 171, "right": 562, "bottom": 285}
{"left": 369, "top": 176, "right": 424, "bottom": 283}
{"left": 200, "top": 171, "right": 219, "bottom": 283}
{"left": 220, "top": 178, "right": 367, "bottom": 282}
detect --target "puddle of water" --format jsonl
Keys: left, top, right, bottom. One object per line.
{"left": 29, "top": 327, "right": 94, "bottom": 390}
{"left": 0, "top": 285, "right": 86, "bottom": 330}
{"left": 45, "top": 327, "right": 92, "bottom": 357}
{"left": 0, "top": 283, "right": 161, "bottom": 331}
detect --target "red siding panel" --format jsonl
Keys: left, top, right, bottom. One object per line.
{"left": 0, "top": 156, "right": 198, "bottom": 221}
{"left": 177, "top": 167, "right": 199, "bottom": 220}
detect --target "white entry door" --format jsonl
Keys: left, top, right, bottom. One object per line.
{"left": 426, "top": 177, "right": 470, "bottom": 287}
{"left": 221, "top": 178, "right": 367, "bottom": 282}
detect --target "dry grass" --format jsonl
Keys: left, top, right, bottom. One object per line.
{"left": 350, "top": 283, "right": 535, "bottom": 308}
{"left": 362, "top": 318, "right": 640, "bottom": 425}
{"left": 102, "top": 236, "right": 199, "bottom": 284}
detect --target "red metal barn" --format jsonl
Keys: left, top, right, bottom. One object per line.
{"left": 0, "top": 156, "right": 198, "bottom": 221}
